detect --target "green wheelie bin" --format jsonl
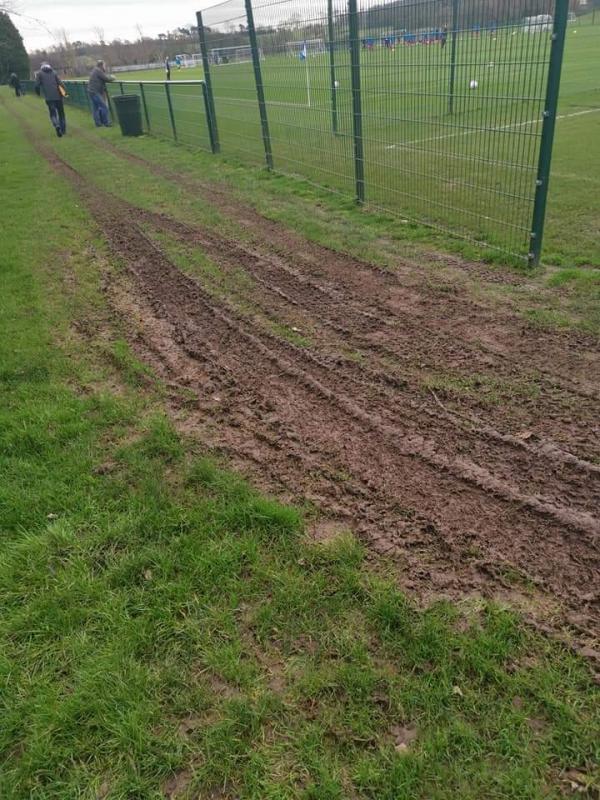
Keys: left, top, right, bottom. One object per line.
{"left": 112, "top": 94, "right": 143, "bottom": 136}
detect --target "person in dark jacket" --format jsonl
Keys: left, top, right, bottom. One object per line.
{"left": 88, "top": 60, "right": 115, "bottom": 127}
{"left": 8, "top": 73, "right": 22, "bottom": 97}
{"left": 165, "top": 57, "right": 171, "bottom": 81}
{"left": 34, "top": 63, "right": 67, "bottom": 137}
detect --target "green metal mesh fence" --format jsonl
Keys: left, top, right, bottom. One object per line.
{"left": 59, "top": 79, "right": 214, "bottom": 153}
{"left": 19, "top": 79, "right": 37, "bottom": 94}
{"left": 19, "top": 0, "right": 586, "bottom": 263}
{"left": 200, "top": 0, "right": 569, "bottom": 260}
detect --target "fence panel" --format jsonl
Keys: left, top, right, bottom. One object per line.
{"left": 198, "top": 0, "right": 270, "bottom": 165}
{"left": 256, "top": 0, "right": 356, "bottom": 194}
{"left": 355, "top": 0, "right": 555, "bottom": 258}
{"left": 55, "top": 79, "right": 213, "bottom": 151}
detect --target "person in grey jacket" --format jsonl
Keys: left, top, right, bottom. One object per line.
{"left": 88, "top": 60, "right": 115, "bottom": 127}
{"left": 34, "top": 63, "right": 67, "bottom": 137}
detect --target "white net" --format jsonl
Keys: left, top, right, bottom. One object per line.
{"left": 209, "top": 45, "right": 262, "bottom": 64}
{"left": 180, "top": 54, "right": 203, "bottom": 67}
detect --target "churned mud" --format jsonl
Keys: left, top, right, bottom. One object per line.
{"left": 24, "top": 121, "right": 600, "bottom": 657}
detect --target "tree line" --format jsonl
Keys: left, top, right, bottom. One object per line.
{"left": 0, "top": 11, "right": 29, "bottom": 82}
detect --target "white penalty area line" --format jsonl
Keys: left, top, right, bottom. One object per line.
{"left": 222, "top": 96, "right": 311, "bottom": 109}
{"left": 384, "top": 107, "right": 600, "bottom": 150}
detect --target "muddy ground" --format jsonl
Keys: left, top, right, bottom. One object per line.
{"left": 21, "top": 117, "right": 600, "bottom": 657}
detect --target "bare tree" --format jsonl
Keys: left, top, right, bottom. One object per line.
{"left": 132, "top": 23, "right": 154, "bottom": 64}
{"left": 52, "top": 27, "right": 76, "bottom": 74}
{"left": 92, "top": 25, "right": 105, "bottom": 45}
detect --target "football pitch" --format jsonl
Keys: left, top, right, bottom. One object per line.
{"left": 104, "top": 17, "right": 599, "bottom": 261}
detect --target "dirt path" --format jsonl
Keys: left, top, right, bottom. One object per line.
{"left": 20, "top": 114, "right": 600, "bottom": 655}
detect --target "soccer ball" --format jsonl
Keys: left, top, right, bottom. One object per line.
{"left": 334, "top": 80, "right": 339, "bottom": 88}
{"left": 469, "top": 80, "right": 478, "bottom": 89}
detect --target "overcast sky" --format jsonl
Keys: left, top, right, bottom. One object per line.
{"left": 13, "top": 1, "right": 216, "bottom": 51}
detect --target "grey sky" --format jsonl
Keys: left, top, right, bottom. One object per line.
{"left": 14, "top": 0, "right": 215, "bottom": 51}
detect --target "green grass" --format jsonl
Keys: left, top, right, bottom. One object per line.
{"left": 59, "top": 17, "right": 600, "bottom": 265}
{"left": 1, "top": 74, "right": 600, "bottom": 800}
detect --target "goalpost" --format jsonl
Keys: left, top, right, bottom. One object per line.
{"left": 209, "top": 45, "right": 263, "bottom": 65}
{"left": 180, "top": 53, "right": 203, "bottom": 68}
{"left": 284, "top": 38, "right": 326, "bottom": 58}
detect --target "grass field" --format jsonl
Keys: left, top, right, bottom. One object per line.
{"left": 86, "top": 15, "right": 600, "bottom": 263}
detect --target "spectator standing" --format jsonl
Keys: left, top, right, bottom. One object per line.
{"left": 88, "top": 60, "right": 115, "bottom": 127}
{"left": 165, "top": 57, "right": 171, "bottom": 81}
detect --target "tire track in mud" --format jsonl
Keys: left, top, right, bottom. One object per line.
{"left": 132, "top": 205, "right": 600, "bottom": 472}
{"left": 22, "top": 120, "right": 600, "bottom": 644}
{"left": 74, "top": 125, "right": 600, "bottom": 403}
{"left": 116, "top": 203, "right": 600, "bottom": 535}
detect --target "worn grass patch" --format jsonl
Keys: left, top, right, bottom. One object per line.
{"left": 422, "top": 370, "right": 540, "bottom": 407}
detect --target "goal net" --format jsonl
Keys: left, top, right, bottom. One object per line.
{"left": 285, "top": 38, "right": 327, "bottom": 58}
{"left": 180, "top": 53, "right": 203, "bottom": 67}
{"left": 522, "top": 14, "right": 553, "bottom": 33}
{"left": 209, "top": 45, "right": 262, "bottom": 65}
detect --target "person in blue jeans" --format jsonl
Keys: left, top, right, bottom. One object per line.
{"left": 88, "top": 60, "right": 115, "bottom": 127}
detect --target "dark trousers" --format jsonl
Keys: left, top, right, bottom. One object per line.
{"left": 46, "top": 99, "right": 66, "bottom": 133}
{"left": 13, "top": 85, "right": 22, "bottom": 97}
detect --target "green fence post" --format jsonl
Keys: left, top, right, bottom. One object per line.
{"left": 165, "top": 82, "right": 178, "bottom": 141}
{"left": 139, "top": 82, "right": 150, "bottom": 131}
{"left": 119, "top": 81, "right": 125, "bottom": 95}
{"left": 327, "top": 0, "right": 339, "bottom": 135}
{"left": 244, "top": 0, "right": 273, "bottom": 169}
{"left": 201, "top": 81, "right": 218, "bottom": 153}
{"left": 528, "top": 0, "right": 569, "bottom": 267}
{"left": 196, "top": 10, "right": 220, "bottom": 153}
{"left": 348, "top": 0, "right": 365, "bottom": 203}
{"left": 447, "top": 0, "right": 459, "bottom": 114}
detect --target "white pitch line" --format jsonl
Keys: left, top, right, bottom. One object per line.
{"left": 221, "top": 96, "right": 311, "bottom": 109}
{"left": 384, "top": 107, "right": 600, "bottom": 150}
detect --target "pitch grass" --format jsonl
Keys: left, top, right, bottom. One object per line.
{"left": 1, "top": 96, "right": 600, "bottom": 800}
